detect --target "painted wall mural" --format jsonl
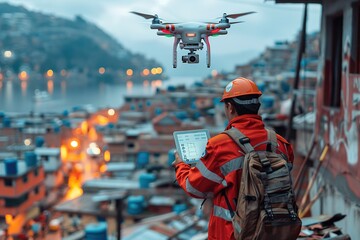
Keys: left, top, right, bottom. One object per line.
{"left": 315, "top": 36, "right": 360, "bottom": 201}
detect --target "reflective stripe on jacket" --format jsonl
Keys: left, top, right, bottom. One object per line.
{"left": 175, "top": 114, "right": 294, "bottom": 240}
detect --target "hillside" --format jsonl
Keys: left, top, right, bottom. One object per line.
{"left": 0, "top": 3, "right": 164, "bottom": 82}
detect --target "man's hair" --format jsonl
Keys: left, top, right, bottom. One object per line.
{"left": 224, "top": 94, "right": 261, "bottom": 115}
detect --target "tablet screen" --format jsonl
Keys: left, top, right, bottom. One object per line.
{"left": 173, "top": 129, "right": 210, "bottom": 164}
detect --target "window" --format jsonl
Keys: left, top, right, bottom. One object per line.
{"left": 34, "top": 168, "right": 39, "bottom": 176}
{"left": 34, "top": 186, "right": 39, "bottom": 194}
{"left": 41, "top": 155, "right": 49, "bottom": 161}
{"left": 22, "top": 175, "right": 28, "bottom": 183}
{"left": 4, "top": 179, "right": 13, "bottom": 187}
{"left": 5, "top": 193, "right": 29, "bottom": 207}
{"left": 352, "top": 2, "right": 360, "bottom": 73}
{"left": 153, "top": 153, "right": 160, "bottom": 162}
{"left": 324, "top": 13, "right": 343, "bottom": 107}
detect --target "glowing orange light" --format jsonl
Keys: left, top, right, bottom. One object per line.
{"left": 100, "top": 164, "right": 107, "bottom": 173}
{"left": 81, "top": 121, "right": 89, "bottom": 135}
{"left": 107, "top": 108, "right": 115, "bottom": 116}
{"left": 18, "top": 71, "right": 28, "bottom": 81}
{"left": 70, "top": 140, "right": 79, "bottom": 148}
{"left": 60, "top": 145, "right": 68, "bottom": 160}
{"left": 65, "top": 185, "right": 83, "bottom": 200}
{"left": 127, "top": 81, "right": 133, "bottom": 89}
{"left": 186, "top": 33, "right": 196, "bottom": 37}
{"left": 47, "top": 69, "right": 54, "bottom": 77}
{"left": 104, "top": 150, "right": 111, "bottom": 162}
{"left": 88, "top": 127, "right": 98, "bottom": 140}
{"left": 99, "top": 67, "right": 106, "bottom": 74}
{"left": 5, "top": 214, "right": 13, "bottom": 224}
{"left": 156, "top": 67, "right": 163, "bottom": 74}
{"left": 47, "top": 80, "right": 54, "bottom": 94}
{"left": 151, "top": 68, "right": 157, "bottom": 75}
{"left": 21, "top": 81, "right": 27, "bottom": 93}
{"left": 142, "top": 69, "right": 150, "bottom": 76}
{"left": 126, "top": 69, "right": 133, "bottom": 76}
{"left": 95, "top": 115, "right": 109, "bottom": 126}
{"left": 152, "top": 80, "right": 162, "bottom": 88}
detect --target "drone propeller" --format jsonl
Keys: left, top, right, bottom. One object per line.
{"left": 230, "top": 21, "right": 244, "bottom": 25}
{"left": 222, "top": 11, "right": 256, "bottom": 19}
{"left": 130, "top": 11, "right": 158, "bottom": 19}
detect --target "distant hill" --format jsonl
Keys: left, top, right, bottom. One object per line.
{"left": 0, "top": 3, "right": 164, "bottom": 83}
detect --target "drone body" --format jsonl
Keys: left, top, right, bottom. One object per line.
{"left": 131, "top": 12, "right": 255, "bottom": 68}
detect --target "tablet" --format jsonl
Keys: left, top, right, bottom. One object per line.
{"left": 173, "top": 129, "right": 210, "bottom": 164}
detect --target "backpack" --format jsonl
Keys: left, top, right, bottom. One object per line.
{"left": 222, "top": 127, "right": 302, "bottom": 240}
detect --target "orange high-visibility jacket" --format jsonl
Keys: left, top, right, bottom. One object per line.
{"left": 175, "top": 114, "right": 294, "bottom": 240}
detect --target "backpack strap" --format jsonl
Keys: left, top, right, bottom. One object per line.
{"left": 222, "top": 190, "right": 235, "bottom": 218}
{"left": 223, "top": 128, "right": 254, "bottom": 153}
{"left": 224, "top": 128, "right": 272, "bottom": 172}
{"left": 266, "top": 128, "right": 278, "bottom": 152}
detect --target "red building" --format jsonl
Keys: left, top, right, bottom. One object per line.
{"left": 0, "top": 154, "right": 45, "bottom": 235}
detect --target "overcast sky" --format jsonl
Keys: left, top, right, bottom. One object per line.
{"left": 4, "top": 0, "right": 322, "bottom": 78}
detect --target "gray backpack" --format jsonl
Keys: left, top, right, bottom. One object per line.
{"left": 223, "top": 127, "right": 302, "bottom": 240}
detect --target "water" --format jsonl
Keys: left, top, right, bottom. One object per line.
{"left": 0, "top": 76, "right": 199, "bottom": 113}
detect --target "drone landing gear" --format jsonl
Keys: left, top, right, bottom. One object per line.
{"left": 203, "top": 35, "right": 211, "bottom": 68}
{"left": 173, "top": 37, "right": 180, "bottom": 68}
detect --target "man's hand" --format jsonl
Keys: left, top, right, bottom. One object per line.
{"left": 172, "top": 151, "right": 183, "bottom": 168}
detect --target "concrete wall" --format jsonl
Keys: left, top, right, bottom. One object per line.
{"left": 311, "top": 170, "right": 360, "bottom": 238}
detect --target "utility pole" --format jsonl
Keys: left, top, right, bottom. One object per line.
{"left": 286, "top": 3, "right": 308, "bottom": 140}
{"left": 92, "top": 190, "right": 128, "bottom": 240}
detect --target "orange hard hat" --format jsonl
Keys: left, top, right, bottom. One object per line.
{"left": 220, "top": 77, "right": 262, "bottom": 102}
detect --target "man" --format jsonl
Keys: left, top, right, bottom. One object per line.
{"left": 173, "top": 77, "right": 294, "bottom": 240}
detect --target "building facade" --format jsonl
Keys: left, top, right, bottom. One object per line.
{"left": 276, "top": 0, "right": 360, "bottom": 237}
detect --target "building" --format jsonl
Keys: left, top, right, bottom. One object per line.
{"left": 275, "top": 0, "right": 360, "bottom": 238}
{"left": 34, "top": 147, "right": 66, "bottom": 208}
{"left": 0, "top": 152, "right": 45, "bottom": 235}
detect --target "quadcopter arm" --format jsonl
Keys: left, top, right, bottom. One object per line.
{"left": 151, "top": 24, "right": 164, "bottom": 30}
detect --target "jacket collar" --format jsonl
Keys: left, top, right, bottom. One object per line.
{"left": 225, "top": 114, "right": 264, "bottom": 130}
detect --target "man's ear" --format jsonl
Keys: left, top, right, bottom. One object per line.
{"left": 228, "top": 102, "right": 236, "bottom": 114}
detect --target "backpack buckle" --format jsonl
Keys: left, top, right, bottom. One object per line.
{"left": 287, "top": 203, "right": 298, "bottom": 221}
{"left": 265, "top": 207, "right": 274, "bottom": 220}
{"left": 239, "top": 137, "right": 250, "bottom": 144}
{"left": 260, "top": 158, "right": 273, "bottom": 173}
{"left": 264, "top": 195, "right": 274, "bottom": 220}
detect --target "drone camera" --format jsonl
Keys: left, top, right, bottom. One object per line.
{"left": 182, "top": 53, "right": 199, "bottom": 64}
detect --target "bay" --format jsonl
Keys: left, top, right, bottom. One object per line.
{"left": 0, "top": 76, "right": 198, "bottom": 114}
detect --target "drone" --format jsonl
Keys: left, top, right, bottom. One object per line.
{"left": 131, "top": 11, "right": 255, "bottom": 68}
